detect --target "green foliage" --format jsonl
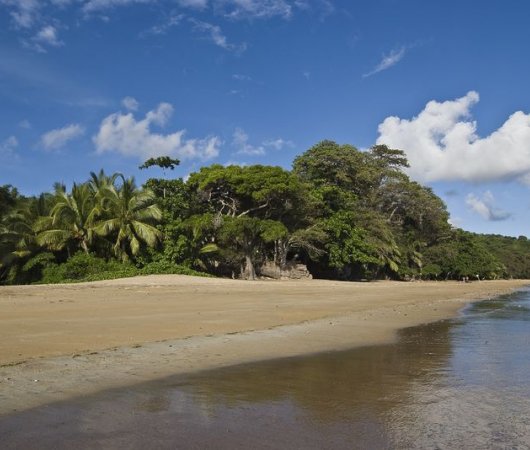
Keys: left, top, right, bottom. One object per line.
{"left": 293, "top": 141, "right": 408, "bottom": 202}
{"left": 0, "top": 185, "right": 19, "bottom": 220}
{"left": 474, "top": 234, "right": 530, "bottom": 278}
{"left": 139, "top": 260, "right": 211, "bottom": 277}
{"left": 94, "top": 177, "right": 163, "bottom": 261}
{"left": 422, "top": 230, "right": 504, "bottom": 280}
{"left": 40, "top": 252, "right": 135, "bottom": 284}
{"left": 36, "top": 182, "right": 97, "bottom": 254}
{"left": 2, "top": 142, "right": 529, "bottom": 284}
{"left": 324, "top": 212, "right": 380, "bottom": 278}
{"left": 38, "top": 252, "right": 211, "bottom": 284}
{"left": 188, "top": 164, "right": 308, "bottom": 223}
{"left": 144, "top": 178, "right": 193, "bottom": 221}
{"left": 139, "top": 156, "right": 180, "bottom": 171}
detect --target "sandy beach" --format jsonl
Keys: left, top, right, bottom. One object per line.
{"left": 0, "top": 275, "right": 527, "bottom": 415}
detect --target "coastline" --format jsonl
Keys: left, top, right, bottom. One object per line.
{"left": 0, "top": 276, "right": 527, "bottom": 415}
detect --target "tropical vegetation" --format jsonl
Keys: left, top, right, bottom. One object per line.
{"left": 0, "top": 142, "right": 527, "bottom": 285}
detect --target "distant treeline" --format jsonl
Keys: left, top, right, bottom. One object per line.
{"left": 0, "top": 141, "right": 527, "bottom": 285}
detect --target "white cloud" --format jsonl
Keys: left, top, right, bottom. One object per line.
{"left": 0, "top": 0, "right": 40, "bottom": 28}
{"left": 215, "top": 0, "right": 292, "bottom": 20}
{"left": 224, "top": 160, "right": 248, "bottom": 166}
{"left": 232, "top": 128, "right": 265, "bottom": 155}
{"left": 28, "top": 25, "right": 64, "bottom": 52}
{"left": 232, "top": 73, "right": 252, "bottom": 81}
{"left": 189, "top": 18, "right": 246, "bottom": 52}
{"left": 376, "top": 91, "right": 530, "bottom": 184}
{"left": 177, "top": 0, "right": 208, "bottom": 8}
{"left": 0, "top": 136, "right": 19, "bottom": 159}
{"left": 447, "top": 216, "right": 462, "bottom": 228}
{"left": 466, "top": 191, "right": 511, "bottom": 222}
{"left": 263, "top": 137, "right": 294, "bottom": 150}
{"left": 142, "top": 13, "right": 183, "bottom": 36}
{"left": 93, "top": 102, "right": 221, "bottom": 161}
{"left": 4, "top": 0, "right": 325, "bottom": 53}
{"left": 83, "top": 0, "right": 316, "bottom": 20}
{"left": 363, "top": 46, "right": 406, "bottom": 78}
{"left": 293, "top": 0, "right": 334, "bottom": 18}
{"left": 232, "top": 128, "right": 292, "bottom": 155}
{"left": 122, "top": 96, "right": 139, "bottom": 111}
{"left": 82, "top": 0, "right": 155, "bottom": 13}
{"left": 41, "top": 124, "right": 85, "bottom": 150}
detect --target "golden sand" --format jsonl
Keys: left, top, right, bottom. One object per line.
{"left": 0, "top": 276, "right": 527, "bottom": 414}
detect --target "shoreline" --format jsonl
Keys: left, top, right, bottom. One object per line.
{"left": 0, "top": 276, "right": 528, "bottom": 415}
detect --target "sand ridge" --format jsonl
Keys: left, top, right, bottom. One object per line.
{"left": 0, "top": 276, "right": 528, "bottom": 414}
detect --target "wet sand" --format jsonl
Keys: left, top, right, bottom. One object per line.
{"left": 0, "top": 275, "right": 527, "bottom": 415}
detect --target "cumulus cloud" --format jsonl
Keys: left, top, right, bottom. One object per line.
{"left": 466, "top": 191, "right": 511, "bottom": 222}
{"left": 41, "top": 124, "right": 85, "bottom": 150}
{"left": 0, "top": 136, "right": 19, "bottom": 159}
{"left": 376, "top": 91, "right": 530, "bottom": 184}
{"left": 122, "top": 96, "right": 139, "bottom": 111}
{"left": 363, "top": 46, "right": 406, "bottom": 78}
{"left": 93, "top": 102, "right": 221, "bottom": 161}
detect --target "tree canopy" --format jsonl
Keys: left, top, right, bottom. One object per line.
{"left": 1, "top": 141, "right": 527, "bottom": 284}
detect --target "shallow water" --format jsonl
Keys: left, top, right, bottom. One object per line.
{"left": 2, "top": 289, "right": 530, "bottom": 449}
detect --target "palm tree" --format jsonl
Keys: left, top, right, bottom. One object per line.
{"left": 88, "top": 169, "right": 123, "bottom": 196}
{"left": 0, "top": 193, "right": 55, "bottom": 283}
{"left": 0, "top": 209, "right": 29, "bottom": 281}
{"left": 95, "top": 177, "right": 162, "bottom": 261}
{"left": 36, "top": 183, "right": 98, "bottom": 255}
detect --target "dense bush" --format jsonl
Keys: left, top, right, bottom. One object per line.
{"left": 38, "top": 252, "right": 210, "bottom": 284}
{"left": 40, "top": 253, "right": 136, "bottom": 284}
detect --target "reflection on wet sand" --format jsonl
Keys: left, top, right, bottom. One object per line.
{"left": 1, "top": 321, "right": 454, "bottom": 450}
{"left": 182, "top": 320, "right": 454, "bottom": 423}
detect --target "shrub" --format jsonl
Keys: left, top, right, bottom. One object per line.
{"left": 37, "top": 252, "right": 211, "bottom": 284}
{"left": 40, "top": 252, "right": 136, "bottom": 284}
{"left": 140, "top": 260, "right": 212, "bottom": 277}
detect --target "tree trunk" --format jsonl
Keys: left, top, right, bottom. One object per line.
{"left": 279, "top": 240, "right": 288, "bottom": 270}
{"left": 244, "top": 254, "right": 256, "bottom": 280}
{"left": 274, "top": 239, "right": 288, "bottom": 271}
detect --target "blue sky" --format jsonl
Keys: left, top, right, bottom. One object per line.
{"left": 1, "top": 0, "right": 530, "bottom": 237}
